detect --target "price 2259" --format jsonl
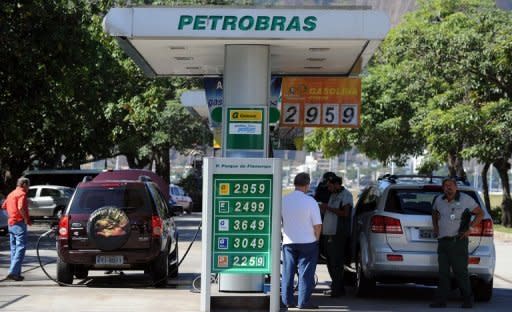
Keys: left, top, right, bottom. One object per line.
{"left": 233, "top": 255, "right": 265, "bottom": 267}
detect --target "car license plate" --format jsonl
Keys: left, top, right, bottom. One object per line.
{"left": 419, "top": 229, "right": 435, "bottom": 239}
{"left": 96, "top": 255, "right": 123, "bottom": 265}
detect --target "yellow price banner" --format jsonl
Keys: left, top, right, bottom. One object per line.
{"left": 280, "top": 77, "right": 361, "bottom": 128}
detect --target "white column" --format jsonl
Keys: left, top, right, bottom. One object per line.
{"left": 219, "top": 45, "right": 272, "bottom": 297}
{"left": 221, "top": 45, "right": 270, "bottom": 157}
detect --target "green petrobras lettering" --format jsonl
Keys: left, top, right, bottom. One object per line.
{"left": 178, "top": 14, "right": 318, "bottom": 32}
{"left": 194, "top": 15, "right": 207, "bottom": 30}
{"left": 222, "top": 15, "right": 237, "bottom": 30}
{"left": 209, "top": 15, "right": 223, "bottom": 30}
{"left": 178, "top": 15, "right": 193, "bottom": 30}
{"left": 286, "top": 16, "right": 301, "bottom": 31}
{"left": 238, "top": 16, "right": 255, "bottom": 31}
{"left": 255, "top": 16, "right": 270, "bottom": 30}
{"left": 271, "top": 16, "right": 286, "bottom": 31}
{"left": 303, "top": 16, "right": 317, "bottom": 31}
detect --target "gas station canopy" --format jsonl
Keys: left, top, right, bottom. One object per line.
{"left": 103, "top": 7, "right": 390, "bottom": 77}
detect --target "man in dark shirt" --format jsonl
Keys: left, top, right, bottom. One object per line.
{"left": 314, "top": 171, "right": 337, "bottom": 205}
{"left": 314, "top": 172, "right": 337, "bottom": 264}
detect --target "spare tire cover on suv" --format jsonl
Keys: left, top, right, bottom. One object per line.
{"left": 87, "top": 206, "right": 131, "bottom": 251}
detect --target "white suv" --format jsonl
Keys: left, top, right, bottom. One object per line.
{"left": 349, "top": 175, "right": 495, "bottom": 302}
{"left": 169, "top": 184, "right": 193, "bottom": 214}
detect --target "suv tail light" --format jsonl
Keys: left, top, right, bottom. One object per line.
{"left": 151, "top": 215, "right": 163, "bottom": 237}
{"left": 469, "top": 219, "right": 493, "bottom": 237}
{"left": 371, "top": 215, "right": 403, "bottom": 234}
{"left": 58, "top": 216, "right": 69, "bottom": 239}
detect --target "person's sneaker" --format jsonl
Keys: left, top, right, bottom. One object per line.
{"left": 6, "top": 274, "right": 24, "bottom": 281}
{"left": 324, "top": 289, "right": 346, "bottom": 297}
{"left": 429, "top": 302, "right": 447, "bottom": 308}
{"left": 280, "top": 302, "right": 296, "bottom": 310}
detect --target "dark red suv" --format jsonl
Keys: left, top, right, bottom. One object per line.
{"left": 56, "top": 177, "right": 178, "bottom": 287}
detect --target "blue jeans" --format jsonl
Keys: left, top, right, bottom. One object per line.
{"left": 281, "top": 241, "right": 319, "bottom": 307}
{"left": 8, "top": 222, "right": 27, "bottom": 276}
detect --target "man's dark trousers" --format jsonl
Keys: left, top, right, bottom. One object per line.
{"left": 325, "top": 228, "right": 347, "bottom": 295}
{"left": 435, "top": 237, "right": 472, "bottom": 302}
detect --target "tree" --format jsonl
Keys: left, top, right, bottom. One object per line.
{"left": 106, "top": 82, "right": 212, "bottom": 182}
{"left": 411, "top": 1, "right": 512, "bottom": 225}
{"left": 0, "top": 0, "right": 213, "bottom": 193}
{"left": 306, "top": 0, "right": 512, "bottom": 226}
{"left": 0, "top": 0, "right": 127, "bottom": 192}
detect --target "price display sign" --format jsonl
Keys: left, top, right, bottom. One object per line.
{"left": 280, "top": 77, "right": 361, "bottom": 128}
{"left": 212, "top": 174, "right": 272, "bottom": 273}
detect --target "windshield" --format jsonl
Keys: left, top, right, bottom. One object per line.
{"left": 69, "top": 185, "right": 152, "bottom": 214}
{"left": 385, "top": 189, "right": 481, "bottom": 215}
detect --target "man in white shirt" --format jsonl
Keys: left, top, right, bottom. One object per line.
{"left": 281, "top": 172, "right": 322, "bottom": 310}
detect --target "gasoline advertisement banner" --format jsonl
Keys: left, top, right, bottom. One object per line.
{"left": 280, "top": 77, "right": 361, "bottom": 128}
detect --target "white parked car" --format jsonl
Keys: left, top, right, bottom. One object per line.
{"left": 350, "top": 175, "right": 495, "bottom": 302}
{"left": 169, "top": 184, "right": 193, "bottom": 214}
{"left": 28, "top": 185, "right": 74, "bottom": 219}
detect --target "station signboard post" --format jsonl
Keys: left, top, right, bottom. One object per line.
{"left": 201, "top": 157, "right": 281, "bottom": 312}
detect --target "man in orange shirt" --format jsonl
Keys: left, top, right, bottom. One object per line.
{"left": 1, "top": 177, "right": 32, "bottom": 281}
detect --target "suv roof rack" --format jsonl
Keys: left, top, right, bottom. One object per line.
{"left": 82, "top": 176, "right": 93, "bottom": 182}
{"left": 378, "top": 174, "right": 470, "bottom": 186}
{"left": 138, "top": 175, "right": 153, "bottom": 182}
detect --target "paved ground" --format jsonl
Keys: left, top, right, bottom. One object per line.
{"left": 1, "top": 214, "right": 511, "bottom": 312}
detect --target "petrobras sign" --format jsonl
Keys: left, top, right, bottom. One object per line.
{"left": 178, "top": 14, "right": 317, "bottom": 32}
{"left": 116, "top": 8, "right": 390, "bottom": 40}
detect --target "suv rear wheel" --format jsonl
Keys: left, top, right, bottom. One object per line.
{"left": 355, "top": 251, "right": 375, "bottom": 297}
{"left": 473, "top": 278, "right": 493, "bottom": 302}
{"left": 168, "top": 240, "right": 179, "bottom": 278}
{"left": 151, "top": 251, "right": 169, "bottom": 287}
{"left": 57, "top": 258, "right": 74, "bottom": 285}
{"left": 74, "top": 266, "right": 89, "bottom": 279}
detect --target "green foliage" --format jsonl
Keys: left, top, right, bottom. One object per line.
{"left": 0, "top": 1, "right": 125, "bottom": 176}
{"left": 494, "top": 224, "right": 512, "bottom": 234}
{"left": 490, "top": 207, "right": 502, "bottom": 224}
{"left": 306, "top": 0, "right": 512, "bottom": 174}
{"left": 106, "top": 83, "right": 211, "bottom": 175}
{"left": 304, "top": 128, "right": 352, "bottom": 158}
{"left": 417, "top": 156, "right": 442, "bottom": 176}
{"left": 0, "top": 0, "right": 212, "bottom": 192}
